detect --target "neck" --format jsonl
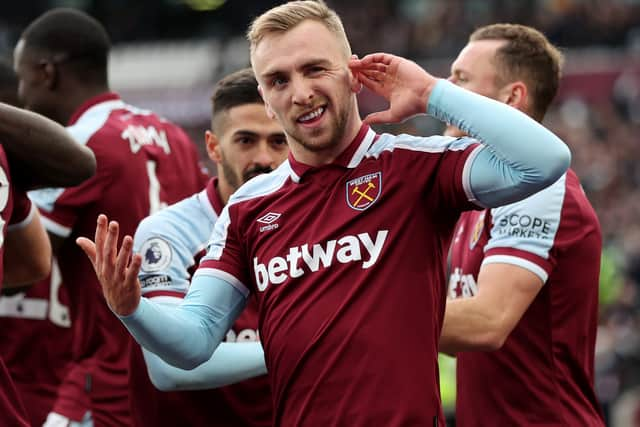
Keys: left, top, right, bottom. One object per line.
{"left": 217, "top": 178, "right": 233, "bottom": 205}
{"left": 57, "top": 84, "right": 110, "bottom": 125}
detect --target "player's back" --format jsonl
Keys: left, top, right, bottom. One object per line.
{"left": 454, "top": 169, "right": 604, "bottom": 426}
{"left": 31, "top": 94, "right": 207, "bottom": 426}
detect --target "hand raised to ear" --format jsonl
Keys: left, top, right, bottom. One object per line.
{"left": 349, "top": 53, "right": 438, "bottom": 125}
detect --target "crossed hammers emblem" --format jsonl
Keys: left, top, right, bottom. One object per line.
{"left": 352, "top": 181, "right": 376, "bottom": 206}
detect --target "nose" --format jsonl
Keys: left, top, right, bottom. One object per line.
{"left": 254, "top": 142, "right": 278, "bottom": 168}
{"left": 291, "top": 75, "right": 314, "bottom": 106}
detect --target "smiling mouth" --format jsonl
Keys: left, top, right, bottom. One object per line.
{"left": 297, "top": 106, "right": 326, "bottom": 124}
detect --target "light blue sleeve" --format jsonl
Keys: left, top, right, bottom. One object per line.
{"left": 119, "top": 274, "right": 246, "bottom": 370}
{"left": 142, "top": 342, "right": 267, "bottom": 391}
{"left": 427, "top": 80, "right": 571, "bottom": 208}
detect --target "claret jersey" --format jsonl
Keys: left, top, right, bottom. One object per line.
{"left": 29, "top": 93, "right": 206, "bottom": 425}
{"left": 448, "top": 169, "right": 604, "bottom": 426}
{"left": 0, "top": 145, "right": 39, "bottom": 427}
{"left": 198, "top": 125, "right": 482, "bottom": 426}
{"left": 129, "top": 178, "right": 271, "bottom": 427}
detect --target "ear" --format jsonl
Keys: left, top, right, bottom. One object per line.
{"left": 41, "top": 60, "right": 58, "bottom": 91}
{"left": 205, "top": 130, "right": 222, "bottom": 163}
{"left": 349, "top": 67, "right": 363, "bottom": 94}
{"left": 502, "top": 81, "right": 528, "bottom": 112}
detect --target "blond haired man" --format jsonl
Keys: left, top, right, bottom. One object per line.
{"left": 80, "top": 2, "right": 573, "bottom": 425}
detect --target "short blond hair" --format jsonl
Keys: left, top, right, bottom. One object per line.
{"left": 247, "top": 0, "right": 351, "bottom": 58}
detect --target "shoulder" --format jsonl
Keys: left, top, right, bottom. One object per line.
{"left": 66, "top": 99, "right": 126, "bottom": 146}
{"left": 367, "top": 133, "right": 478, "bottom": 158}
{"left": 136, "top": 192, "right": 211, "bottom": 242}
{"left": 226, "top": 161, "right": 292, "bottom": 209}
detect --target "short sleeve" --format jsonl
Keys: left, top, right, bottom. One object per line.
{"left": 482, "top": 174, "right": 567, "bottom": 283}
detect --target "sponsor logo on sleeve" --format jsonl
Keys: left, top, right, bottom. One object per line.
{"left": 346, "top": 172, "right": 382, "bottom": 211}
{"left": 140, "top": 275, "right": 172, "bottom": 289}
{"left": 140, "top": 237, "right": 172, "bottom": 272}
{"left": 496, "top": 214, "right": 554, "bottom": 239}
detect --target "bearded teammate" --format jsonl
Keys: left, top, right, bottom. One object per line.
{"left": 439, "top": 24, "right": 604, "bottom": 426}
{"left": 128, "top": 68, "right": 286, "bottom": 427}
{"left": 80, "top": 1, "right": 573, "bottom": 425}
{"left": 13, "top": 9, "right": 207, "bottom": 426}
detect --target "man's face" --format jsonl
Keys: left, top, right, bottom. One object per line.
{"left": 13, "top": 39, "right": 50, "bottom": 116}
{"left": 251, "top": 20, "right": 357, "bottom": 156}
{"left": 209, "top": 103, "right": 288, "bottom": 192}
{"left": 446, "top": 39, "right": 505, "bottom": 137}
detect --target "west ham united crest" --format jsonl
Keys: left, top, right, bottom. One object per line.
{"left": 346, "top": 172, "right": 382, "bottom": 211}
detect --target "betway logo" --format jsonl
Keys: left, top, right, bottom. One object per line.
{"left": 254, "top": 230, "right": 389, "bottom": 291}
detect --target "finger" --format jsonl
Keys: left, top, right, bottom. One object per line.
{"left": 359, "top": 70, "right": 387, "bottom": 82}
{"left": 126, "top": 254, "right": 143, "bottom": 289}
{"left": 354, "top": 52, "right": 393, "bottom": 67}
{"left": 115, "top": 235, "right": 134, "bottom": 284}
{"left": 76, "top": 237, "right": 97, "bottom": 270}
{"left": 94, "top": 215, "right": 108, "bottom": 273}
{"left": 103, "top": 220, "right": 120, "bottom": 278}
{"left": 363, "top": 110, "right": 395, "bottom": 125}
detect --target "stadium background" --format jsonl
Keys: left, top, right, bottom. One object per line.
{"left": 1, "top": 0, "right": 639, "bottom": 425}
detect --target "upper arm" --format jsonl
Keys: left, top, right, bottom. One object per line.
{"left": 475, "top": 262, "right": 543, "bottom": 345}
{"left": 4, "top": 205, "right": 51, "bottom": 287}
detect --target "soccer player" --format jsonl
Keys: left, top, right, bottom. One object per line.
{"left": 79, "top": 1, "right": 573, "bottom": 425}
{"left": 439, "top": 24, "right": 605, "bottom": 426}
{"left": 128, "top": 68, "right": 285, "bottom": 427}
{"left": 0, "top": 64, "right": 96, "bottom": 427}
{"left": 0, "top": 60, "right": 72, "bottom": 427}
{"left": 13, "top": 9, "right": 207, "bottom": 426}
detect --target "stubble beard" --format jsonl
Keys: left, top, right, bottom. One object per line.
{"left": 288, "top": 104, "right": 349, "bottom": 154}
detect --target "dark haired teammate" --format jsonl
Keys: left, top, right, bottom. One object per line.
{"left": 127, "top": 68, "right": 286, "bottom": 427}
{"left": 14, "top": 8, "right": 207, "bottom": 426}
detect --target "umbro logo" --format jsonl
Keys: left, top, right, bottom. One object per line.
{"left": 257, "top": 212, "right": 281, "bottom": 232}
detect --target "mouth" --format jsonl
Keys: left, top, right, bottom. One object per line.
{"left": 296, "top": 106, "right": 326, "bottom": 126}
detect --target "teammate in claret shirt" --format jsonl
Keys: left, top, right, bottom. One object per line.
{"left": 439, "top": 24, "right": 605, "bottom": 426}
{"left": 0, "top": 76, "right": 96, "bottom": 427}
{"left": 127, "top": 68, "right": 286, "bottom": 427}
{"left": 79, "top": 2, "right": 573, "bottom": 426}
{"left": 14, "top": 8, "right": 207, "bottom": 427}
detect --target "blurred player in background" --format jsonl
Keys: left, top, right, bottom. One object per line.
{"left": 440, "top": 23, "right": 605, "bottom": 426}
{"left": 13, "top": 8, "right": 207, "bottom": 426}
{"left": 0, "top": 62, "right": 96, "bottom": 426}
{"left": 0, "top": 60, "right": 73, "bottom": 427}
{"left": 128, "top": 68, "right": 285, "bottom": 427}
{"left": 80, "top": 1, "right": 572, "bottom": 425}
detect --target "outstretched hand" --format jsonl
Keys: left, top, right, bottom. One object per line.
{"left": 76, "top": 214, "right": 142, "bottom": 316}
{"left": 349, "top": 53, "right": 437, "bottom": 125}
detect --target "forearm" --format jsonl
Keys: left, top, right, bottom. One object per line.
{"left": 120, "top": 275, "right": 247, "bottom": 369}
{"left": 440, "top": 298, "right": 503, "bottom": 355}
{"left": 0, "top": 103, "right": 96, "bottom": 189}
{"left": 427, "top": 80, "right": 571, "bottom": 207}
{"left": 143, "top": 342, "right": 267, "bottom": 391}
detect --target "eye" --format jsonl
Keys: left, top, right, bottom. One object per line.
{"left": 237, "top": 136, "right": 253, "bottom": 145}
{"left": 271, "top": 137, "right": 287, "bottom": 147}
{"left": 271, "top": 76, "right": 288, "bottom": 88}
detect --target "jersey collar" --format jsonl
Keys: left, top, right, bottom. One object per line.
{"left": 68, "top": 92, "right": 121, "bottom": 126}
{"left": 205, "top": 177, "right": 225, "bottom": 216}
{"left": 287, "top": 124, "right": 376, "bottom": 183}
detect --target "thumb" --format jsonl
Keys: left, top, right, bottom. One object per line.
{"left": 363, "top": 110, "right": 394, "bottom": 125}
{"left": 76, "top": 237, "right": 97, "bottom": 268}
